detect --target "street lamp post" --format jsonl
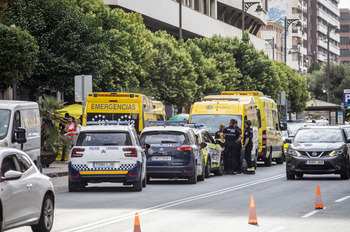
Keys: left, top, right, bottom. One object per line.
{"left": 242, "top": 0, "right": 263, "bottom": 36}
{"left": 265, "top": 37, "right": 275, "bottom": 60}
{"left": 284, "top": 16, "right": 302, "bottom": 64}
{"left": 179, "top": 0, "right": 182, "bottom": 40}
{"left": 326, "top": 22, "right": 339, "bottom": 103}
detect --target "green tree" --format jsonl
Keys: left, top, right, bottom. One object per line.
{"left": 307, "top": 61, "right": 321, "bottom": 74}
{"left": 0, "top": 23, "right": 38, "bottom": 89}
{"left": 145, "top": 31, "right": 197, "bottom": 108}
{"left": 2, "top": 0, "right": 107, "bottom": 99}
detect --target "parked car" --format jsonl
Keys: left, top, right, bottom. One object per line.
{"left": 286, "top": 126, "right": 350, "bottom": 180}
{"left": 188, "top": 126, "right": 224, "bottom": 178}
{"left": 140, "top": 125, "right": 206, "bottom": 184}
{"left": 68, "top": 122, "right": 147, "bottom": 192}
{"left": 0, "top": 147, "right": 55, "bottom": 232}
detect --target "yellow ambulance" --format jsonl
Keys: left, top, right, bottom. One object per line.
{"left": 82, "top": 93, "right": 165, "bottom": 133}
{"left": 189, "top": 95, "right": 259, "bottom": 168}
{"left": 221, "top": 91, "right": 284, "bottom": 166}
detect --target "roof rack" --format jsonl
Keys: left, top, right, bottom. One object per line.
{"left": 149, "top": 121, "right": 187, "bottom": 126}
{"left": 86, "top": 120, "right": 134, "bottom": 126}
{"left": 201, "top": 98, "right": 240, "bottom": 101}
{"left": 185, "top": 123, "right": 205, "bottom": 128}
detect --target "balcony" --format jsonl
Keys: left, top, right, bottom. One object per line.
{"left": 317, "top": 0, "right": 339, "bottom": 17}
{"left": 317, "top": 9, "right": 339, "bottom": 27}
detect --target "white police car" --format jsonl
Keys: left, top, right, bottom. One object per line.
{"left": 68, "top": 122, "right": 146, "bottom": 192}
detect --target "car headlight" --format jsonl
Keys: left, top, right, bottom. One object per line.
{"left": 288, "top": 149, "right": 302, "bottom": 157}
{"left": 329, "top": 149, "right": 343, "bottom": 157}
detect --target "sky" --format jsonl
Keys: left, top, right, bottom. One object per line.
{"left": 339, "top": 0, "right": 350, "bottom": 9}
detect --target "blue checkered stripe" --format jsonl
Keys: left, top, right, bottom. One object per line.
{"left": 72, "top": 163, "right": 136, "bottom": 171}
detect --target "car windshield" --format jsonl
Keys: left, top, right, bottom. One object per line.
{"left": 140, "top": 131, "right": 186, "bottom": 145}
{"left": 0, "top": 109, "right": 10, "bottom": 140}
{"left": 287, "top": 123, "right": 303, "bottom": 136}
{"left": 343, "top": 127, "right": 350, "bottom": 136}
{"left": 76, "top": 132, "right": 132, "bottom": 146}
{"left": 190, "top": 115, "right": 242, "bottom": 134}
{"left": 294, "top": 129, "right": 343, "bottom": 143}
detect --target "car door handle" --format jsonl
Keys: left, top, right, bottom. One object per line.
{"left": 27, "top": 184, "right": 33, "bottom": 190}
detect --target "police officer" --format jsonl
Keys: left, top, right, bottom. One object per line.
{"left": 243, "top": 120, "right": 255, "bottom": 174}
{"left": 220, "top": 119, "right": 243, "bottom": 175}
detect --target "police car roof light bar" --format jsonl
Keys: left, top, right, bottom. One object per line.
{"left": 86, "top": 120, "right": 134, "bottom": 126}
{"left": 149, "top": 121, "right": 187, "bottom": 126}
{"left": 185, "top": 123, "right": 204, "bottom": 128}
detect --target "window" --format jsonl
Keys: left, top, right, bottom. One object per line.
{"left": 13, "top": 111, "right": 21, "bottom": 130}
{"left": 140, "top": 131, "right": 187, "bottom": 145}
{"left": 1, "top": 155, "right": 18, "bottom": 177}
{"left": 340, "top": 49, "right": 350, "bottom": 57}
{"left": 340, "top": 37, "right": 350, "bottom": 45}
{"left": 77, "top": 132, "right": 132, "bottom": 146}
{"left": 201, "top": 131, "right": 211, "bottom": 143}
{"left": 16, "top": 154, "right": 32, "bottom": 173}
{"left": 341, "top": 12, "right": 350, "bottom": 21}
{"left": 341, "top": 25, "right": 350, "bottom": 33}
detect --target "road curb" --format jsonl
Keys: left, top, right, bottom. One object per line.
{"left": 45, "top": 172, "right": 69, "bottom": 178}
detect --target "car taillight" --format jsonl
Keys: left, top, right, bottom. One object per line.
{"left": 71, "top": 148, "right": 85, "bottom": 158}
{"left": 123, "top": 148, "right": 138, "bottom": 157}
{"left": 177, "top": 146, "right": 192, "bottom": 152}
{"left": 262, "top": 130, "right": 267, "bottom": 146}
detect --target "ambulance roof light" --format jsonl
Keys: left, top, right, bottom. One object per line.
{"left": 86, "top": 120, "right": 135, "bottom": 126}
{"left": 149, "top": 121, "right": 187, "bottom": 126}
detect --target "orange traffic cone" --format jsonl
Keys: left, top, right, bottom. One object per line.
{"left": 315, "top": 185, "right": 323, "bottom": 209}
{"left": 248, "top": 196, "right": 258, "bottom": 225}
{"left": 134, "top": 213, "right": 141, "bottom": 232}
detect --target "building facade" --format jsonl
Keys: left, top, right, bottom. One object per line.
{"left": 307, "top": 0, "right": 340, "bottom": 65}
{"left": 104, "top": 0, "right": 268, "bottom": 50}
{"left": 339, "top": 8, "right": 350, "bottom": 64}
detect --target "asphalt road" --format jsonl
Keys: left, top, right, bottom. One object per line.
{"left": 9, "top": 162, "right": 350, "bottom": 232}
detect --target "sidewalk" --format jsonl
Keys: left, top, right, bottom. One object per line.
{"left": 42, "top": 161, "right": 69, "bottom": 178}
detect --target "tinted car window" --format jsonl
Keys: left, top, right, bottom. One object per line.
{"left": 294, "top": 129, "right": 343, "bottom": 143}
{"left": 77, "top": 132, "right": 132, "bottom": 146}
{"left": 1, "top": 155, "right": 18, "bottom": 176}
{"left": 140, "top": 131, "right": 186, "bottom": 145}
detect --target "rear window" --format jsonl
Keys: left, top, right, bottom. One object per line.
{"left": 76, "top": 132, "right": 132, "bottom": 146}
{"left": 140, "top": 131, "right": 187, "bottom": 145}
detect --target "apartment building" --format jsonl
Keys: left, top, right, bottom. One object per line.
{"left": 104, "top": 0, "right": 268, "bottom": 50}
{"left": 307, "top": 0, "right": 340, "bottom": 64}
{"left": 339, "top": 8, "right": 350, "bottom": 64}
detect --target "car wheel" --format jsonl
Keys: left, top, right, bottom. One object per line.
{"left": 133, "top": 175, "right": 143, "bottom": 191}
{"left": 142, "top": 173, "right": 147, "bottom": 188}
{"left": 188, "top": 164, "right": 198, "bottom": 184}
{"left": 198, "top": 161, "right": 205, "bottom": 181}
{"left": 68, "top": 179, "right": 81, "bottom": 192}
{"left": 340, "top": 168, "right": 350, "bottom": 180}
{"left": 214, "top": 155, "right": 224, "bottom": 176}
{"left": 205, "top": 159, "right": 211, "bottom": 178}
{"left": 264, "top": 152, "right": 272, "bottom": 167}
{"left": 31, "top": 194, "right": 54, "bottom": 232}
{"left": 296, "top": 173, "right": 303, "bottom": 178}
{"left": 286, "top": 172, "right": 295, "bottom": 180}
{"left": 275, "top": 149, "right": 284, "bottom": 164}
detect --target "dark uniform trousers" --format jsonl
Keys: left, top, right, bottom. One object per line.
{"left": 244, "top": 144, "right": 253, "bottom": 169}
{"left": 224, "top": 142, "right": 241, "bottom": 173}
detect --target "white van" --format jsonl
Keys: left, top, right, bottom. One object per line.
{"left": 0, "top": 101, "right": 41, "bottom": 170}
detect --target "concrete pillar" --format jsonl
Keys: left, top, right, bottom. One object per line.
{"left": 206, "top": 0, "right": 210, "bottom": 16}
{"left": 211, "top": 0, "right": 217, "bottom": 19}
{"left": 190, "top": 0, "right": 194, "bottom": 9}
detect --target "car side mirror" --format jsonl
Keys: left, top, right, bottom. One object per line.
{"left": 14, "top": 127, "right": 27, "bottom": 144}
{"left": 346, "top": 139, "right": 350, "bottom": 143}
{"left": 285, "top": 138, "right": 292, "bottom": 144}
{"left": 200, "top": 142, "right": 207, "bottom": 149}
{"left": 144, "top": 144, "right": 151, "bottom": 149}
{"left": 280, "top": 122, "right": 287, "bottom": 131}
{"left": 2, "top": 170, "right": 22, "bottom": 181}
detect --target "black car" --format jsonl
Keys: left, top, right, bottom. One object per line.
{"left": 286, "top": 126, "right": 350, "bottom": 180}
{"left": 140, "top": 126, "right": 206, "bottom": 184}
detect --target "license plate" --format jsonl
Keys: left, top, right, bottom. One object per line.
{"left": 152, "top": 156, "right": 171, "bottom": 161}
{"left": 305, "top": 160, "right": 324, "bottom": 165}
{"left": 93, "top": 162, "right": 115, "bottom": 168}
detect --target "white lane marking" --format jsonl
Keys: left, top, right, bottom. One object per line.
{"left": 268, "top": 226, "right": 286, "bottom": 232}
{"left": 63, "top": 174, "right": 285, "bottom": 232}
{"left": 335, "top": 196, "right": 350, "bottom": 203}
{"left": 302, "top": 207, "right": 326, "bottom": 218}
